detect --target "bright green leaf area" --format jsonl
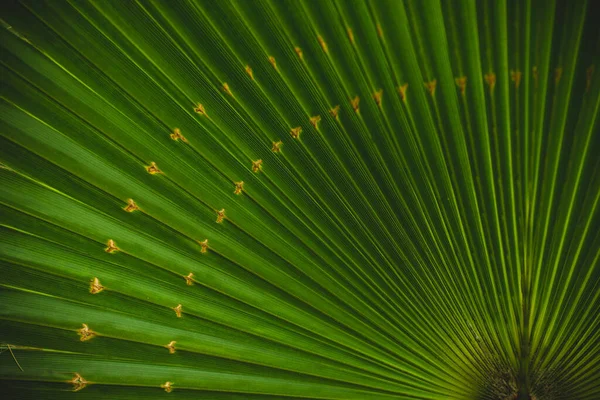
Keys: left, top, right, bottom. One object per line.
{"left": 1, "top": 0, "right": 599, "bottom": 399}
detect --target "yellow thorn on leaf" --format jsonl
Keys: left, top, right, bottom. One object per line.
{"left": 424, "top": 80, "right": 437, "bottom": 96}
{"left": 310, "top": 115, "right": 321, "bottom": 129}
{"left": 78, "top": 323, "right": 95, "bottom": 341}
{"left": 184, "top": 272, "right": 194, "bottom": 285}
{"left": 555, "top": 67, "right": 563, "bottom": 85}
{"left": 123, "top": 198, "right": 139, "bottom": 212}
{"left": 194, "top": 103, "right": 207, "bottom": 116}
{"left": 586, "top": 65, "right": 594, "bottom": 93}
{"left": 90, "top": 277, "right": 104, "bottom": 294}
{"left": 351, "top": 96, "right": 360, "bottom": 113}
{"left": 398, "top": 83, "right": 408, "bottom": 102}
{"left": 105, "top": 239, "right": 119, "bottom": 254}
{"left": 173, "top": 304, "right": 182, "bottom": 318}
{"left": 146, "top": 162, "right": 162, "bottom": 175}
{"left": 161, "top": 381, "right": 173, "bottom": 393}
{"left": 199, "top": 239, "right": 208, "bottom": 253}
{"left": 223, "top": 82, "right": 233, "bottom": 96}
{"left": 329, "top": 105, "right": 340, "bottom": 119}
{"left": 252, "top": 159, "right": 263, "bottom": 173}
{"left": 317, "top": 35, "right": 328, "bottom": 53}
{"left": 373, "top": 89, "right": 383, "bottom": 107}
{"left": 484, "top": 73, "right": 496, "bottom": 91}
{"left": 234, "top": 181, "right": 244, "bottom": 195}
{"left": 165, "top": 341, "right": 176, "bottom": 354}
{"left": 294, "top": 46, "right": 303, "bottom": 60}
{"left": 245, "top": 65, "right": 254, "bottom": 80}
{"left": 268, "top": 56, "right": 277, "bottom": 70}
{"left": 216, "top": 209, "right": 225, "bottom": 223}
{"left": 347, "top": 28, "right": 355, "bottom": 44}
{"left": 376, "top": 23, "right": 383, "bottom": 38}
{"left": 290, "top": 126, "right": 302, "bottom": 139}
{"left": 455, "top": 76, "right": 467, "bottom": 95}
{"left": 70, "top": 373, "right": 88, "bottom": 392}
{"left": 272, "top": 141, "right": 282, "bottom": 153}
{"left": 170, "top": 128, "right": 187, "bottom": 142}
{"left": 510, "top": 70, "right": 522, "bottom": 89}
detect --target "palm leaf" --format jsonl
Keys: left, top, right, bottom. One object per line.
{"left": 1, "top": 0, "right": 598, "bottom": 399}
